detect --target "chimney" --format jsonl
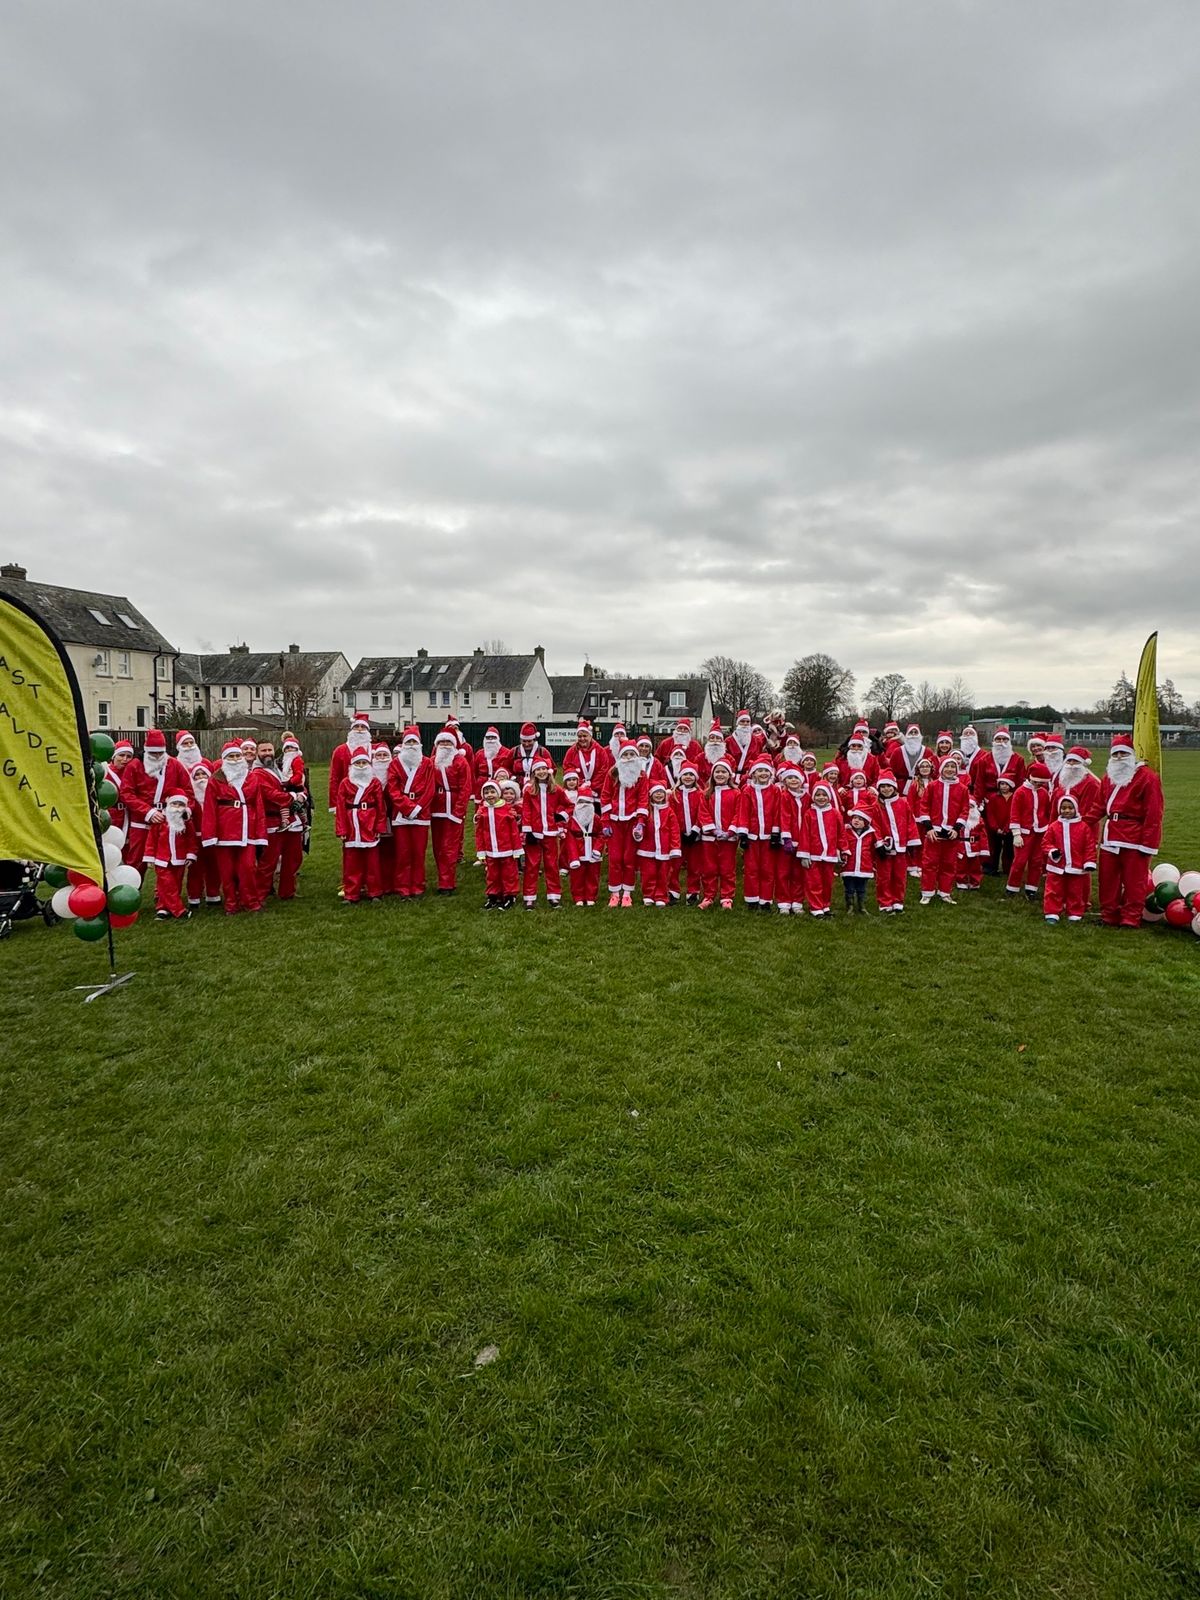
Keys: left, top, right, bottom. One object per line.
{"left": 474, "top": 646, "right": 485, "bottom": 658}
{"left": 417, "top": 647, "right": 428, "bottom": 659}
{"left": 229, "top": 642, "right": 250, "bottom": 655}
{"left": 288, "top": 643, "right": 299, "bottom": 653}
{"left": 1, "top": 562, "right": 27, "bottom": 580}
{"left": 582, "top": 661, "right": 593, "bottom": 681}
{"left": 534, "top": 644, "right": 545, "bottom": 664}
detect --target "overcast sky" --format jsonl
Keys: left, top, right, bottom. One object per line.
{"left": 3, "top": 2, "right": 1198, "bottom": 709}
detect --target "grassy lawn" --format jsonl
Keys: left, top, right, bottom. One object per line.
{"left": 3, "top": 754, "right": 1199, "bottom": 1598}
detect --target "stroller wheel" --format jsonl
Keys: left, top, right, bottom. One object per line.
{"left": 0, "top": 917, "right": 12, "bottom": 941}
{"left": 41, "top": 904, "right": 60, "bottom": 927}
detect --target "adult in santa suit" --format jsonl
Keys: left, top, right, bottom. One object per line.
{"left": 246, "top": 752, "right": 293, "bottom": 908}
{"left": 429, "top": 729, "right": 472, "bottom": 893}
{"left": 362, "top": 743, "right": 396, "bottom": 894}
{"left": 635, "top": 736, "right": 670, "bottom": 792}
{"left": 918, "top": 756, "right": 970, "bottom": 905}
{"left": 387, "top": 727, "right": 436, "bottom": 897}
{"left": 725, "top": 710, "right": 765, "bottom": 782}
{"left": 697, "top": 721, "right": 728, "bottom": 786}
{"left": 774, "top": 732, "right": 805, "bottom": 772}
{"left": 607, "top": 722, "right": 628, "bottom": 766}
{"left": 879, "top": 722, "right": 902, "bottom": 765}
{"left": 971, "top": 727, "right": 1027, "bottom": 804}
{"left": 174, "top": 734, "right": 223, "bottom": 910}
{"left": 510, "top": 722, "right": 554, "bottom": 787}
{"left": 887, "top": 723, "right": 933, "bottom": 785}
{"left": 335, "top": 750, "right": 388, "bottom": 903}
{"left": 443, "top": 713, "right": 473, "bottom": 758}
{"left": 655, "top": 718, "right": 702, "bottom": 768}
{"left": 835, "top": 732, "right": 880, "bottom": 788}
{"left": 561, "top": 719, "right": 613, "bottom": 791}
{"left": 1097, "top": 733, "right": 1164, "bottom": 928}
{"left": 957, "top": 725, "right": 985, "bottom": 787}
{"left": 1041, "top": 733, "right": 1065, "bottom": 788}
{"left": 600, "top": 739, "right": 649, "bottom": 908}
{"left": 1054, "top": 745, "right": 1103, "bottom": 825}
{"left": 102, "top": 739, "right": 137, "bottom": 842}
{"left": 201, "top": 741, "right": 268, "bottom": 914}
{"left": 125, "top": 729, "right": 191, "bottom": 872}
{"left": 328, "top": 710, "right": 373, "bottom": 811}
{"left": 473, "top": 727, "right": 511, "bottom": 797}
{"left": 270, "top": 734, "right": 309, "bottom": 901}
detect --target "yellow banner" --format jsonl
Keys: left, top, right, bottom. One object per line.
{"left": 0, "top": 594, "right": 106, "bottom": 880}
{"left": 1133, "top": 631, "right": 1161, "bottom": 776}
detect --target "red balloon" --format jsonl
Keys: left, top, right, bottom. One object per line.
{"left": 1164, "top": 898, "right": 1193, "bottom": 929}
{"left": 67, "top": 868, "right": 97, "bottom": 887}
{"left": 67, "top": 882, "right": 107, "bottom": 919}
{"left": 109, "top": 911, "right": 139, "bottom": 929}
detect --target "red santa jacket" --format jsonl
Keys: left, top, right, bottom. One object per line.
{"left": 202, "top": 774, "right": 267, "bottom": 848}
{"left": 725, "top": 731, "right": 766, "bottom": 781}
{"left": 475, "top": 800, "right": 522, "bottom": 859}
{"left": 560, "top": 741, "right": 612, "bottom": 791}
{"left": 842, "top": 820, "right": 878, "bottom": 877}
{"left": 735, "top": 780, "right": 780, "bottom": 841}
{"left": 875, "top": 792, "right": 921, "bottom": 855}
{"left": 835, "top": 752, "right": 880, "bottom": 787}
{"left": 125, "top": 755, "right": 192, "bottom": 831}
{"left": 637, "top": 801, "right": 681, "bottom": 860}
{"left": 144, "top": 815, "right": 199, "bottom": 869}
{"left": 600, "top": 770, "right": 649, "bottom": 824}
{"left": 838, "top": 784, "right": 885, "bottom": 833}
{"left": 798, "top": 804, "right": 844, "bottom": 864}
{"left": 509, "top": 742, "right": 554, "bottom": 787}
{"left": 655, "top": 735, "right": 703, "bottom": 767}
{"left": 671, "top": 785, "right": 712, "bottom": 844}
{"left": 925, "top": 776, "right": 970, "bottom": 835}
{"left": 388, "top": 758, "right": 436, "bottom": 827}
{"left": 1043, "top": 816, "right": 1098, "bottom": 875}
{"left": 250, "top": 766, "right": 293, "bottom": 835}
{"left": 704, "top": 785, "right": 740, "bottom": 841}
{"left": 562, "top": 799, "right": 603, "bottom": 866}
{"left": 328, "top": 740, "right": 370, "bottom": 808}
{"left": 521, "top": 781, "right": 568, "bottom": 839}
{"left": 1009, "top": 782, "right": 1052, "bottom": 838}
{"left": 776, "top": 787, "right": 806, "bottom": 846}
{"left": 103, "top": 759, "right": 135, "bottom": 833}
{"left": 1054, "top": 771, "right": 1103, "bottom": 827}
{"left": 888, "top": 742, "right": 934, "bottom": 785}
{"left": 972, "top": 749, "right": 1028, "bottom": 803}
{"left": 472, "top": 744, "right": 510, "bottom": 798}
{"left": 430, "top": 754, "right": 472, "bottom": 823}
{"left": 983, "top": 789, "right": 1013, "bottom": 833}
{"left": 335, "top": 776, "right": 388, "bottom": 846}
{"left": 1099, "top": 765, "right": 1164, "bottom": 854}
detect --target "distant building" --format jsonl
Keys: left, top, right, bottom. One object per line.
{"left": 1063, "top": 721, "right": 1193, "bottom": 747}
{"left": 549, "top": 663, "right": 713, "bottom": 733}
{"left": 174, "top": 645, "right": 351, "bottom": 725}
{"left": 343, "top": 647, "right": 553, "bottom": 729}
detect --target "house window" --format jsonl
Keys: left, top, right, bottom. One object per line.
{"left": 489, "top": 691, "right": 498, "bottom": 707}
{"left": 135, "top": 706, "right": 149, "bottom": 729}
{"left": 428, "top": 691, "right": 438, "bottom": 707}
{"left": 231, "top": 686, "right": 239, "bottom": 699}
{"left": 155, "top": 657, "right": 169, "bottom": 681}
{"left": 610, "top": 702, "right": 620, "bottom": 718}
{"left": 643, "top": 702, "right": 653, "bottom": 717}
{"left": 402, "top": 690, "right": 411, "bottom": 707}
{"left": 371, "top": 692, "right": 380, "bottom": 708}
{"left": 94, "top": 649, "right": 111, "bottom": 676}
{"left": 503, "top": 692, "right": 512, "bottom": 707}
{"left": 461, "top": 690, "right": 470, "bottom": 707}
{"left": 117, "top": 651, "right": 131, "bottom": 678}
{"left": 382, "top": 693, "right": 392, "bottom": 708}
{"left": 97, "top": 699, "right": 111, "bottom": 728}
{"left": 254, "top": 685, "right": 263, "bottom": 699}
{"left": 220, "top": 686, "right": 228, "bottom": 700}
{"left": 669, "top": 691, "right": 686, "bottom": 708}
{"left": 344, "top": 691, "right": 355, "bottom": 709}
{"left": 88, "top": 607, "right": 113, "bottom": 626}
{"left": 441, "top": 690, "right": 450, "bottom": 707}
{"left": 116, "top": 612, "right": 140, "bottom": 630}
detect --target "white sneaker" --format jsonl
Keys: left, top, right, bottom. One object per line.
{"left": 938, "top": 892, "right": 956, "bottom": 904}
{"left": 1045, "top": 914, "right": 1059, "bottom": 923}
{"left": 920, "top": 892, "right": 934, "bottom": 905}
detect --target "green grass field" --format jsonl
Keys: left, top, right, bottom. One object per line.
{"left": 3, "top": 755, "right": 1199, "bottom": 1598}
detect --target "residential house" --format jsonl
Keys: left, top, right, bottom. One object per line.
{"left": 549, "top": 663, "right": 713, "bottom": 734}
{"left": 0, "top": 562, "right": 177, "bottom": 731}
{"left": 174, "top": 645, "right": 351, "bottom": 725}
{"left": 342, "top": 648, "right": 554, "bottom": 730}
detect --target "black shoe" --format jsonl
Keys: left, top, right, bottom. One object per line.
{"left": 155, "top": 909, "right": 170, "bottom": 921}
{"left": 686, "top": 893, "right": 699, "bottom": 906}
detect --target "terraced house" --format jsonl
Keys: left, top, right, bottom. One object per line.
{"left": 343, "top": 647, "right": 553, "bottom": 732}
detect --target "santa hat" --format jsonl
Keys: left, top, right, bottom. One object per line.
{"left": 371, "top": 743, "right": 391, "bottom": 757}
{"left": 483, "top": 725, "right": 501, "bottom": 740}
{"left": 848, "top": 805, "right": 873, "bottom": 823}
{"left": 674, "top": 717, "right": 691, "bottom": 731}
{"left": 613, "top": 721, "right": 627, "bottom": 736}
{"left": 531, "top": 755, "right": 552, "bottom": 771}
{"left": 221, "top": 741, "right": 244, "bottom": 757}
{"left": 779, "top": 765, "right": 803, "bottom": 783}
{"left": 960, "top": 724, "right": 977, "bottom": 739}
{"left": 749, "top": 756, "right": 773, "bottom": 776}
{"left": 680, "top": 762, "right": 700, "bottom": 780}
{"left": 649, "top": 780, "right": 668, "bottom": 798}
{"left": 618, "top": 739, "right": 640, "bottom": 755}
{"left": 821, "top": 761, "right": 840, "bottom": 777}
{"left": 997, "top": 774, "right": 1017, "bottom": 789}
{"left": 853, "top": 720, "right": 870, "bottom": 735}
{"left": 175, "top": 729, "right": 194, "bottom": 745}
{"left": 480, "top": 778, "right": 501, "bottom": 796}
{"left": 636, "top": 735, "right": 653, "bottom": 748}
{"left": 735, "top": 709, "right": 751, "bottom": 722}
{"left": 401, "top": 727, "right": 421, "bottom": 743}
{"left": 905, "top": 723, "right": 922, "bottom": 737}
{"left": 282, "top": 735, "right": 300, "bottom": 751}
{"left": 576, "top": 719, "right": 592, "bottom": 733}
{"left": 875, "top": 769, "right": 898, "bottom": 789}
{"left": 445, "top": 713, "right": 460, "bottom": 727}
{"left": 1066, "top": 745, "right": 1092, "bottom": 764}
{"left": 500, "top": 778, "right": 521, "bottom": 795}
{"left": 1027, "top": 762, "right": 1051, "bottom": 781}
{"left": 576, "top": 783, "right": 596, "bottom": 802}
{"left": 1028, "top": 732, "right": 1046, "bottom": 746}
{"left": 993, "top": 726, "right": 1012, "bottom": 741}
{"left": 349, "top": 747, "right": 372, "bottom": 762}
{"left": 938, "top": 756, "right": 958, "bottom": 775}
{"left": 707, "top": 719, "right": 724, "bottom": 737}
{"left": 434, "top": 729, "right": 456, "bottom": 743}
{"left": 144, "top": 729, "right": 166, "bottom": 751}
{"left": 800, "top": 751, "right": 817, "bottom": 767}
{"left": 112, "top": 739, "right": 134, "bottom": 754}
{"left": 561, "top": 769, "right": 580, "bottom": 784}
{"left": 847, "top": 770, "right": 869, "bottom": 784}
{"left": 710, "top": 757, "right": 733, "bottom": 776}
{"left": 847, "top": 733, "right": 865, "bottom": 747}
{"left": 1043, "top": 733, "right": 1063, "bottom": 750}
{"left": 519, "top": 722, "right": 538, "bottom": 740}
{"left": 1057, "top": 793, "right": 1079, "bottom": 814}
{"left": 164, "top": 791, "right": 190, "bottom": 805}
{"left": 935, "top": 729, "right": 953, "bottom": 745}
{"left": 811, "top": 782, "right": 834, "bottom": 801}
{"left": 349, "top": 709, "right": 370, "bottom": 727}
{"left": 1110, "top": 733, "right": 1135, "bottom": 754}
{"left": 882, "top": 722, "right": 900, "bottom": 736}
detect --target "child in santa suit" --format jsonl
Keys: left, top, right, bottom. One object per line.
{"left": 328, "top": 711, "right": 373, "bottom": 811}
{"left": 670, "top": 762, "right": 711, "bottom": 905}
{"left": 1097, "top": 734, "right": 1164, "bottom": 928}
{"left": 919, "top": 756, "right": 970, "bottom": 905}
{"left": 176, "top": 747, "right": 222, "bottom": 911}
{"left": 367, "top": 743, "right": 397, "bottom": 895}
{"left": 520, "top": 757, "right": 567, "bottom": 908}
{"left": 429, "top": 729, "right": 471, "bottom": 895}
{"left": 601, "top": 740, "right": 649, "bottom": 908}
{"left": 873, "top": 770, "right": 920, "bottom": 913}
{"left": 201, "top": 742, "right": 268, "bottom": 915}
{"left": 335, "top": 750, "right": 388, "bottom": 903}
{"left": 774, "top": 766, "right": 808, "bottom": 915}
{"left": 835, "top": 732, "right": 879, "bottom": 788}
{"left": 387, "top": 729, "right": 435, "bottom": 897}
{"left": 797, "top": 782, "right": 843, "bottom": 917}
{"left": 840, "top": 806, "right": 878, "bottom": 914}
{"left": 473, "top": 727, "right": 510, "bottom": 797}
{"left": 796, "top": 751, "right": 821, "bottom": 794}
{"left": 725, "top": 710, "right": 766, "bottom": 782}
{"left": 1042, "top": 793, "right": 1098, "bottom": 924}
{"left": 904, "top": 755, "right": 935, "bottom": 834}
{"left": 638, "top": 780, "right": 682, "bottom": 907}
{"left": 735, "top": 755, "right": 780, "bottom": 911}
{"left": 1006, "top": 761, "right": 1052, "bottom": 900}
{"left": 475, "top": 778, "right": 521, "bottom": 909}
{"left": 562, "top": 781, "right": 603, "bottom": 906}
{"left": 125, "top": 729, "right": 192, "bottom": 872}
{"left": 702, "top": 757, "right": 739, "bottom": 910}
{"left": 840, "top": 770, "right": 884, "bottom": 832}
{"left": 984, "top": 774, "right": 1017, "bottom": 877}
{"left": 145, "top": 792, "right": 199, "bottom": 920}
{"left": 958, "top": 796, "right": 989, "bottom": 890}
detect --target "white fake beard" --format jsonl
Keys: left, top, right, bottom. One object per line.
{"left": 1044, "top": 749, "right": 1064, "bottom": 775}
{"left": 904, "top": 734, "right": 922, "bottom": 757}
{"left": 348, "top": 730, "right": 370, "bottom": 752}
{"left": 350, "top": 768, "right": 373, "bottom": 790}
{"left": 144, "top": 751, "right": 166, "bottom": 776}
{"left": 372, "top": 759, "right": 391, "bottom": 781}
{"left": 1106, "top": 755, "right": 1135, "bottom": 787}
{"left": 191, "top": 775, "right": 209, "bottom": 802}
{"left": 434, "top": 746, "right": 454, "bottom": 769}
{"left": 574, "top": 802, "right": 594, "bottom": 828}
{"left": 704, "top": 742, "right": 725, "bottom": 766}
{"left": 992, "top": 742, "right": 1012, "bottom": 763}
{"left": 222, "top": 759, "right": 246, "bottom": 784}
{"left": 400, "top": 747, "right": 421, "bottom": 772}
{"left": 483, "top": 738, "right": 501, "bottom": 757}
{"left": 847, "top": 748, "right": 865, "bottom": 771}
{"left": 783, "top": 745, "right": 801, "bottom": 764}
{"left": 733, "top": 725, "right": 751, "bottom": 748}
{"left": 1059, "top": 763, "right": 1084, "bottom": 789}
{"left": 960, "top": 735, "right": 978, "bottom": 759}
{"left": 617, "top": 760, "right": 640, "bottom": 788}
{"left": 166, "top": 810, "right": 188, "bottom": 834}
{"left": 673, "top": 732, "right": 688, "bottom": 747}
{"left": 177, "top": 745, "right": 202, "bottom": 770}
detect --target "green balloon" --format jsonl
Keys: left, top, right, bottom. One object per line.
{"left": 90, "top": 733, "right": 115, "bottom": 762}
{"left": 107, "top": 883, "right": 140, "bottom": 915}
{"left": 1154, "top": 881, "right": 1182, "bottom": 909}
{"left": 73, "top": 915, "right": 109, "bottom": 943}
{"left": 98, "top": 809, "right": 112, "bottom": 832}
{"left": 92, "top": 760, "right": 109, "bottom": 785}
{"left": 97, "top": 779, "right": 119, "bottom": 808}
{"left": 43, "top": 864, "right": 69, "bottom": 889}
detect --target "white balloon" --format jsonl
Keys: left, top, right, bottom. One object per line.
{"left": 1150, "top": 863, "right": 1180, "bottom": 886}
{"left": 105, "top": 825, "right": 126, "bottom": 852}
{"left": 51, "top": 886, "right": 79, "bottom": 919}
{"left": 103, "top": 842, "right": 122, "bottom": 871}
{"left": 1192, "top": 912, "right": 1200, "bottom": 938}
{"left": 1177, "top": 870, "right": 1200, "bottom": 898}
{"left": 108, "top": 864, "right": 142, "bottom": 890}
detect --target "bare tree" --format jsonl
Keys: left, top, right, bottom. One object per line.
{"left": 479, "top": 638, "right": 510, "bottom": 655}
{"left": 271, "top": 651, "right": 324, "bottom": 731}
{"left": 700, "top": 655, "right": 775, "bottom": 721}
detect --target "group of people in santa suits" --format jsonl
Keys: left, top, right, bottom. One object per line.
{"left": 325, "top": 710, "right": 1164, "bottom": 925}
{"left": 99, "top": 730, "right": 311, "bottom": 919}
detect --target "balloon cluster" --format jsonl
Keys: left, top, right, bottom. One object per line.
{"left": 42, "top": 733, "right": 144, "bottom": 942}
{"left": 1143, "top": 863, "right": 1200, "bottom": 936}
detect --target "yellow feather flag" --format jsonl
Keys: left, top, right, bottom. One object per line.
{"left": 1132, "top": 631, "right": 1161, "bottom": 776}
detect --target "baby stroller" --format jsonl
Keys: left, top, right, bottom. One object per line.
{"left": 0, "top": 860, "right": 59, "bottom": 940}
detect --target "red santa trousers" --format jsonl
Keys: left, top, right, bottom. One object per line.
{"left": 343, "top": 845, "right": 382, "bottom": 901}
{"left": 154, "top": 865, "right": 188, "bottom": 917}
{"left": 920, "top": 835, "right": 959, "bottom": 895}
{"left": 805, "top": 861, "right": 835, "bottom": 913}
{"left": 668, "top": 839, "right": 708, "bottom": 899}
{"left": 1099, "top": 850, "right": 1148, "bottom": 928}
{"left": 187, "top": 846, "right": 222, "bottom": 907}
{"left": 431, "top": 818, "right": 464, "bottom": 891}
{"left": 276, "top": 832, "right": 303, "bottom": 900}
{"left": 705, "top": 840, "right": 738, "bottom": 902}
{"left": 523, "top": 837, "right": 561, "bottom": 902}
{"left": 376, "top": 835, "right": 396, "bottom": 894}
{"left": 742, "top": 840, "right": 774, "bottom": 905}
{"left": 567, "top": 861, "right": 601, "bottom": 904}
{"left": 962, "top": 852, "right": 985, "bottom": 888}
{"left": 215, "top": 844, "right": 260, "bottom": 914}
{"left": 875, "top": 853, "right": 908, "bottom": 910}
{"left": 393, "top": 826, "right": 429, "bottom": 896}
{"left": 640, "top": 858, "right": 669, "bottom": 904}
{"left": 606, "top": 821, "right": 639, "bottom": 894}
{"left": 1007, "top": 836, "right": 1045, "bottom": 893}
{"left": 774, "top": 852, "right": 806, "bottom": 909}
{"left": 124, "top": 827, "right": 149, "bottom": 871}
{"left": 1044, "top": 872, "right": 1091, "bottom": 919}
{"left": 485, "top": 857, "right": 520, "bottom": 898}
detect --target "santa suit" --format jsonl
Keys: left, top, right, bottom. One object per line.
{"left": 696, "top": 744, "right": 729, "bottom": 787}
{"left": 201, "top": 771, "right": 268, "bottom": 913}
{"left": 328, "top": 737, "right": 370, "bottom": 809}
{"left": 655, "top": 734, "right": 702, "bottom": 768}
{"left": 842, "top": 821, "right": 878, "bottom": 883}
{"left": 888, "top": 740, "right": 935, "bottom": 786}
{"left": 249, "top": 766, "right": 293, "bottom": 910}
{"left": 797, "top": 803, "right": 844, "bottom": 914}
{"left": 1006, "top": 782, "right": 1051, "bottom": 893}
{"left": 835, "top": 750, "right": 880, "bottom": 788}
{"left": 1043, "top": 815, "right": 1098, "bottom": 921}
{"left": 387, "top": 757, "right": 436, "bottom": 896}
{"left": 473, "top": 743, "right": 511, "bottom": 799}
{"left": 670, "top": 785, "right": 711, "bottom": 900}
{"left": 904, "top": 776, "right": 934, "bottom": 831}
{"left": 335, "top": 775, "right": 388, "bottom": 901}
{"left": 509, "top": 742, "right": 554, "bottom": 788}
{"left": 600, "top": 770, "right": 649, "bottom": 895}
{"left": 430, "top": 751, "right": 472, "bottom": 891}
{"left": 734, "top": 779, "right": 780, "bottom": 906}
{"left": 476, "top": 800, "right": 522, "bottom": 899}
{"left": 181, "top": 765, "right": 222, "bottom": 908}
{"left": 920, "top": 776, "right": 969, "bottom": 895}
{"left": 272, "top": 751, "right": 308, "bottom": 901}
{"left": 145, "top": 814, "right": 199, "bottom": 917}
{"left": 637, "top": 801, "right": 681, "bottom": 905}
{"left": 874, "top": 792, "right": 920, "bottom": 910}
{"left": 520, "top": 781, "right": 567, "bottom": 903}
{"left": 661, "top": 745, "right": 694, "bottom": 792}
{"left": 774, "top": 787, "right": 808, "bottom": 911}
{"left": 125, "top": 754, "right": 192, "bottom": 870}
{"left": 562, "top": 801, "right": 603, "bottom": 905}
{"left": 703, "top": 785, "right": 740, "bottom": 903}
{"left": 1054, "top": 770, "right": 1103, "bottom": 827}
{"left": 562, "top": 741, "right": 613, "bottom": 792}
{"left": 725, "top": 729, "right": 765, "bottom": 783}
{"left": 104, "top": 760, "right": 134, "bottom": 841}
{"left": 972, "top": 747, "right": 1028, "bottom": 804}
{"left": 1098, "top": 763, "right": 1164, "bottom": 927}
{"left": 839, "top": 784, "right": 885, "bottom": 835}
{"left": 960, "top": 803, "right": 989, "bottom": 889}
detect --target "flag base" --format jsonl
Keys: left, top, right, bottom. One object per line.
{"left": 74, "top": 972, "right": 137, "bottom": 1003}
